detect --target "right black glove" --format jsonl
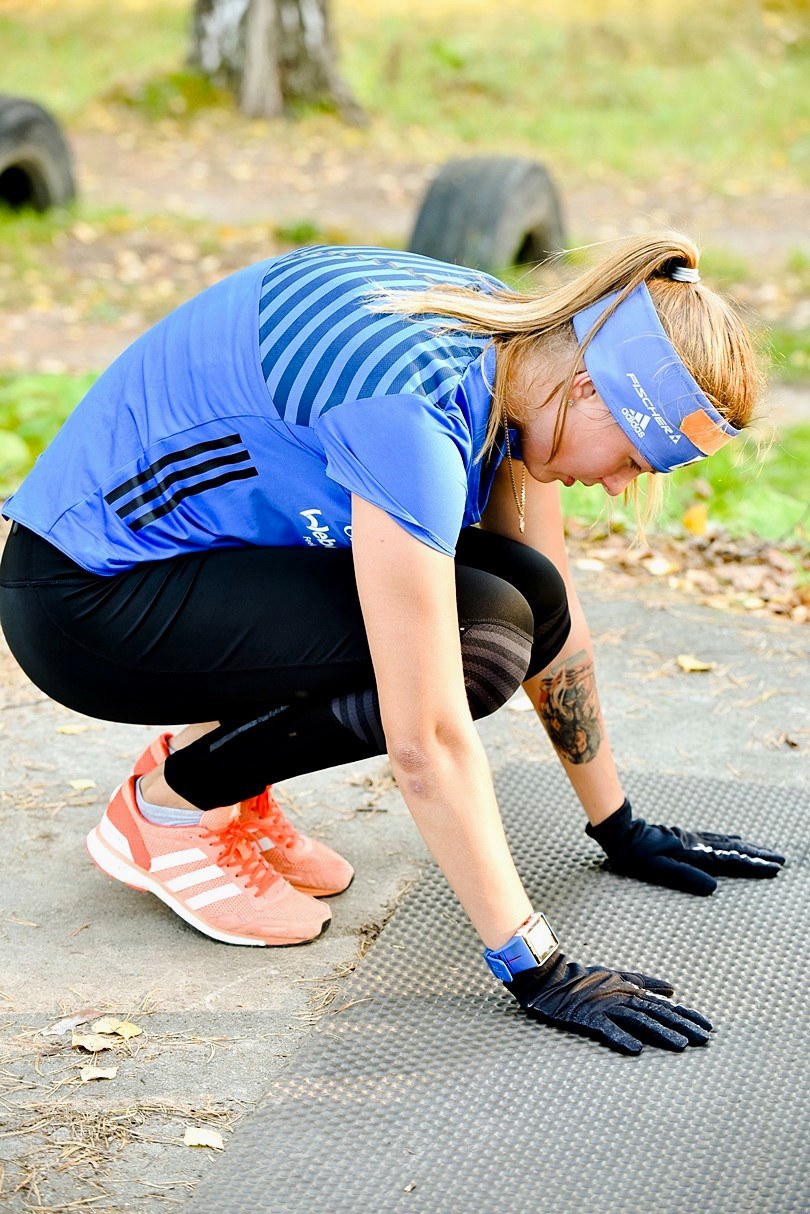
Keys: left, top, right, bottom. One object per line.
{"left": 506, "top": 949, "right": 713, "bottom": 1055}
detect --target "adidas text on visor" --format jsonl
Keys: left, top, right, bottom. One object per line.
{"left": 571, "top": 283, "right": 741, "bottom": 473}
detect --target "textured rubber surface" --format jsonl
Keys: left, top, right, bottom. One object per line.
{"left": 186, "top": 765, "right": 809, "bottom": 1214}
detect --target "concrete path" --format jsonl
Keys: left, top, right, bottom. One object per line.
{"left": 0, "top": 571, "right": 806, "bottom": 1211}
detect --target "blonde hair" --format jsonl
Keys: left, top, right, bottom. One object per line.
{"left": 368, "top": 232, "right": 763, "bottom": 521}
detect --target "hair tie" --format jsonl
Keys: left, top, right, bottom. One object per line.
{"left": 670, "top": 265, "right": 700, "bottom": 283}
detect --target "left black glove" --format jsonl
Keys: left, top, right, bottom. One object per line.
{"left": 586, "top": 799, "right": 786, "bottom": 896}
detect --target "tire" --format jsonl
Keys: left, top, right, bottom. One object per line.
{"left": 0, "top": 95, "right": 76, "bottom": 211}
{"left": 409, "top": 155, "right": 565, "bottom": 274}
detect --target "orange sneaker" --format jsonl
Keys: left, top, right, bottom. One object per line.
{"left": 131, "top": 733, "right": 354, "bottom": 899}
{"left": 242, "top": 786, "right": 354, "bottom": 899}
{"left": 86, "top": 776, "right": 331, "bottom": 946}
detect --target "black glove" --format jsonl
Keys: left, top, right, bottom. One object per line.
{"left": 585, "top": 799, "right": 786, "bottom": 896}
{"left": 507, "top": 949, "right": 713, "bottom": 1055}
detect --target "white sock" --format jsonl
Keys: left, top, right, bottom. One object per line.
{"left": 135, "top": 777, "right": 203, "bottom": 828}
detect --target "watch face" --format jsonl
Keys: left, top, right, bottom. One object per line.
{"left": 525, "top": 917, "right": 557, "bottom": 964}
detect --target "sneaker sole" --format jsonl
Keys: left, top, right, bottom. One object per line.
{"left": 85, "top": 825, "right": 330, "bottom": 948}
{"left": 286, "top": 872, "right": 355, "bottom": 898}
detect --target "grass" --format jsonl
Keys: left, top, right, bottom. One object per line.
{"left": 766, "top": 326, "right": 810, "bottom": 382}
{"left": 1, "top": 372, "right": 806, "bottom": 542}
{"left": 0, "top": 373, "right": 97, "bottom": 494}
{"left": 0, "top": 0, "right": 190, "bottom": 119}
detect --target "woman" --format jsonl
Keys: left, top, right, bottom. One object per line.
{"left": 0, "top": 236, "right": 785, "bottom": 1056}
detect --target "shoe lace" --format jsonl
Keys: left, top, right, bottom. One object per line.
{"left": 205, "top": 818, "right": 278, "bottom": 896}
{"left": 246, "top": 787, "right": 299, "bottom": 850}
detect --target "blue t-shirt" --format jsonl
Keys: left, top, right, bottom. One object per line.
{"left": 3, "top": 246, "right": 520, "bottom": 575}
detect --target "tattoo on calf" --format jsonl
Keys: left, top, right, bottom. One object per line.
{"left": 536, "top": 649, "right": 603, "bottom": 765}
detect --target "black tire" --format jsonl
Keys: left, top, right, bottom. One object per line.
{"left": 0, "top": 95, "right": 76, "bottom": 211}
{"left": 409, "top": 155, "right": 565, "bottom": 274}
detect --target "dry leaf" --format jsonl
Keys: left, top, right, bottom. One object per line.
{"left": 68, "top": 779, "right": 96, "bottom": 792}
{"left": 72, "top": 1031, "right": 114, "bottom": 1052}
{"left": 114, "top": 1020, "right": 143, "bottom": 1040}
{"left": 184, "top": 1126, "right": 224, "bottom": 1150}
{"left": 643, "top": 556, "right": 678, "bottom": 577}
{"left": 44, "top": 1008, "right": 102, "bottom": 1037}
{"left": 676, "top": 654, "right": 715, "bottom": 673}
{"left": 682, "top": 503, "right": 708, "bottom": 536}
{"left": 574, "top": 558, "right": 605, "bottom": 572}
{"left": 89, "top": 1016, "right": 142, "bottom": 1039}
{"left": 91, "top": 1017, "right": 123, "bottom": 1035}
{"left": 56, "top": 724, "right": 89, "bottom": 735}
{"left": 80, "top": 1065, "right": 118, "bottom": 1083}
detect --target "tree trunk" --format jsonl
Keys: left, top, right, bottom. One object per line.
{"left": 189, "top": 0, "right": 363, "bottom": 121}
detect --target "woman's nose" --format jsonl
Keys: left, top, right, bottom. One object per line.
{"left": 602, "top": 468, "right": 638, "bottom": 497}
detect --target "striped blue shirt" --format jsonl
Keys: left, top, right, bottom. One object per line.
{"left": 3, "top": 247, "right": 517, "bottom": 574}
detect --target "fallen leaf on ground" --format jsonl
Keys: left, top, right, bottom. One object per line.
{"left": 91, "top": 1017, "right": 124, "bottom": 1035}
{"left": 72, "top": 1031, "right": 114, "bottom": 1052}
{"left": 88, "top": 1016, "right": 142, "bottom": 1039}
{"left": 68, "top": 779, "right": 96, "bottom": 792}
{"left": 43, "top": 1008, "right": 102, "bottom": 1036}
{"left": 113, "top": 1020, "right": 143, "bottom": 1040}
{"left": 184, "top": 1126, "right": 224, "bottom": 1150}
{"left": 56, "top": 724, "right": 90, "bottom": 735}
{"left": 682, "top": 503, "right": 708, "bottom": 536}
{"left": 574, "top": 557, "right": 605, "bottom": 572}
{"left": 676, "top": 654, "right": 715, "bottom": 673}
{"left": 80, "top": 1065, "right": 118, "bottom": 1083}
{"left": 643, "top": 556, "right": 678, "bottom": 576}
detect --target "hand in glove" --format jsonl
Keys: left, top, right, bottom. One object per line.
{"left": 585, "top": 799, "right": 786, "bottom": 896}
{"left": 507, "top": 950, "right": 713, "bottom": 1055}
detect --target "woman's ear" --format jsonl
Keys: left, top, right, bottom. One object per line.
{"left": 570, "top": 369, "right": 598, "bottom": 401}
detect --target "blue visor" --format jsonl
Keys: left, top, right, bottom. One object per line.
{"left": 572, "top": 283, "right": 741, "bottom": 473}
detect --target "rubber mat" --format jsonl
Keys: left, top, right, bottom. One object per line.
{"left": 186, "top": 764, "right": 809, "bottom": 1214}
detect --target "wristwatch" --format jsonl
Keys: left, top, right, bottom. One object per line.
{"left": 483, "top": 911, "right": 559, "bottom": 982}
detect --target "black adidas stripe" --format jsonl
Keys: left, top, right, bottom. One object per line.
{"left": 127, "top": 465, "right": 260, "bottom": 532}
{"left": 105, "top": 433, "right": 245, "bottom": 505}
{"left": 113, "top": 448, "right": 253, "bottom": 521}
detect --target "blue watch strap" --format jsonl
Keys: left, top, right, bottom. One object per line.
{"left": 483, "top": 912, "right": 559, "bottom": 982}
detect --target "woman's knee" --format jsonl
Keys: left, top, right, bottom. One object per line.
{"left": 455, "top": 529, "right": 570, "bottom": 682}
{"left": 523, "top": 553, "right": 571, "bottom": 680}
{"left": 456, "top": 569, "right": 535, "bottom": 718}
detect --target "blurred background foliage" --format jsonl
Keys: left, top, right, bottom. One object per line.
{"left": 0, "top": 0, "right": 807, "bottom": 549}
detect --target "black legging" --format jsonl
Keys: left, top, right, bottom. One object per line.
{"left": 0, "top": 522, "right": 570, "bottom": 810}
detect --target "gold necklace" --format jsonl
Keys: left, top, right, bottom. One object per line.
{"left": 503, "top": 408, "right": 525, "bottom": 533}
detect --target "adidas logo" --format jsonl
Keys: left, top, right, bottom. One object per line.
{"left": 621, "top": 407, "right": 650, "bottom": 440}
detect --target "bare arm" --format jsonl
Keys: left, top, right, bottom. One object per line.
{"left": 351, "top": 494, "right": 533, "bottom": 949}
{"left": 480, "top": 461, "right": 625, "bottom": 827}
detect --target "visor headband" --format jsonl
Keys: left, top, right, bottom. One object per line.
{"left": 571, "top": 283, "right": 741, "bottom": 473}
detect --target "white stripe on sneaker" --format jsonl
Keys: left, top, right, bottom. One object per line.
{"left": 186, "top": 883, "right": 241, "bottom": 909}
{"left": 99, "top": 813, "right": 134, "bottom": 862}
{"left": 256, "top": 836, "right": 277, "bottom": 851}
{"left": 150, "top": 847, "right": 208, "bottom": 872}
{"left": 165, "top": 864, "right": 226, "bottom": 892}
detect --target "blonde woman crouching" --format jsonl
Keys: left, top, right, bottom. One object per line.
{"left": 0, "top": 235, "right": 785, "bottom": 1055}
